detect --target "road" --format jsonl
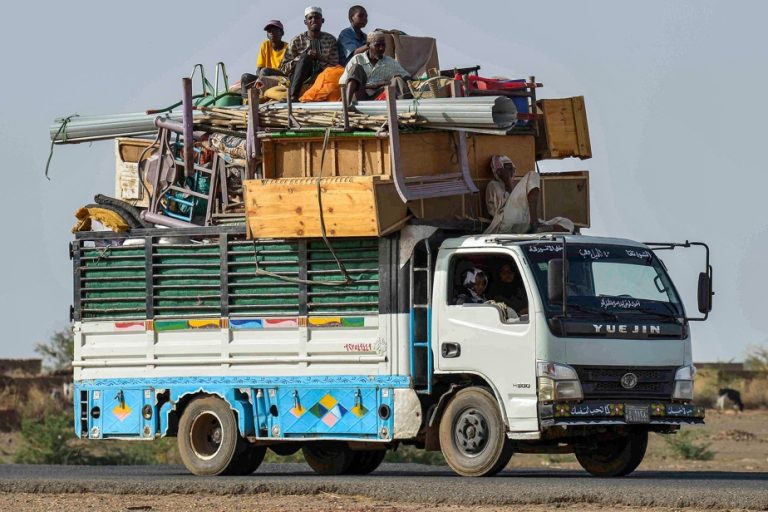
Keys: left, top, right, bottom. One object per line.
{"left": 1, "top": 463, "right": 766, "bottom": 510}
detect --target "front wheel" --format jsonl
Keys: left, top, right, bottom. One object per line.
{"left": 439, "top": 387, "right": 513, "bottom": 477}
{"left": 574, "top": 430, "right": 648, "bottom": 477}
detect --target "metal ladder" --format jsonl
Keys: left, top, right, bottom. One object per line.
{"left": 409, "top": 239, "right": 433, "bottom": 394}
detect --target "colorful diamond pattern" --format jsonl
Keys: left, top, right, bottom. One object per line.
{"left": 278, "top": 388, "right": 380, "bottom": 435}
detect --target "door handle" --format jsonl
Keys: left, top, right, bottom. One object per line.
{"left": 441, "top": 342, "right": 461, "bottom": 358}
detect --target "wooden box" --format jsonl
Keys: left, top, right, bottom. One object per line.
{"left": 114, "top": 137, "right": 153, "bottom": 207}
{"left": 260, "top": 132, "right": 537, "bottom": 222}
{"left": 535, "top": 96, "right": 592, "bottom": 160}
{"left": 540, "top": 171, "right": 590, "bottom": 227}
{"left": 244, "top": 176, "right": 408, "bottom": 238}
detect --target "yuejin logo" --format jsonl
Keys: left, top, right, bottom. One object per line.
{"left": 620, "top": 373, "right": 639, "bottom": 389}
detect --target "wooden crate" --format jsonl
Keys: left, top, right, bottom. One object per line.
{"left": 244, "top": 176, "right": 408, "bottom": 238}
{"left": 114, "top": 138, "right": 153, "bottom": 207}
{"left": 260, "top": 132, "right": 537, "bottom": 221}
{"left": 540, "top": 171, "right": 590, "bottom": 227}
{"left": 535, "top": 96, "right": 592, "bottom": 160}
{"left": 261, "top": 132, "right": 536, "bottom": 180}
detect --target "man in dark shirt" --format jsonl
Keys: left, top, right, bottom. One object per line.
{"left": 280, "top": 6, "right": 339, "bottom": 101}
{"left": 337, "top": 5, "right": 368, "bottom": 66}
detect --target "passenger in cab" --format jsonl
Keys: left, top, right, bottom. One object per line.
{"left": 489, "top": 262, "right": 528, "bottom": 315}
{"left": 454, "top": 268, "right": 488, "bottom": 305}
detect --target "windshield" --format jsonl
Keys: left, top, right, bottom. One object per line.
{"left": 524, "top": 242, "right": 685, "bottom": 321}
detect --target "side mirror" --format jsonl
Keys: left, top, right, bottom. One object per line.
{"left": 697, "top": 272, "right": 713, "bottom": 314}
{"left": 548, "top": 259, "right": 564, "bottom": 304}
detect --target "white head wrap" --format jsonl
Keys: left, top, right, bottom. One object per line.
{"left": 304, "top": 6, "right": 322, "bottom": 16}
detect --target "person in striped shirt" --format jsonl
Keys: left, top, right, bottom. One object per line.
{"left": 280, "top": 6, "right": 339, "bottom": 101}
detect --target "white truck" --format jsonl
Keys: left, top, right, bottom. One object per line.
{"left": 71, "top": 225, "right": 712, "bottom": 477}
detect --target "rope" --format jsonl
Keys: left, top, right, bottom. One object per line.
{"left": 252, "top": 127, "right": 355, "bottom": 288}
{"left": 45, "top": 114, "right": 79, "bottom": 180}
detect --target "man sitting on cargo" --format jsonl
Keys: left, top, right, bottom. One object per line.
{"left": 280, "top": 6, "right": 340, "bottom": 102}
{"left": 339, "top": 31, "right": 411, "bottom": 105}
{"left": 240, "top": 19, "right": 288, "bottom": 98}
{"left": 337, "top": 5, "right": 369, "bottom": 66}
{"left": 484, "top": 155, "right": 574, "bottom": 235}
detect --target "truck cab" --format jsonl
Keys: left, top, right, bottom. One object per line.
{"left": 425, "top": 234, "right": 710, "bottom": 476}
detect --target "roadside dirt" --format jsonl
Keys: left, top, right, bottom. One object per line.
{"left": 0, "top": 493, "right": 756, "bottom": 512}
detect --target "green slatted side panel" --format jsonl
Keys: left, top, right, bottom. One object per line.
{"left": 307, "top": 239, "right": 380, "bottom": 314}
{"left": 228, "top": 240, "right": 301, "bottom": 316}
{"left": 153, "top": 244, "right": 221, "bottom": 317}
{"left": 79, "top": 247, "right": 147, "bottom": 320}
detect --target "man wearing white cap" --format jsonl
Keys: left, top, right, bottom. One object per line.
{"left": 280, "top": 6, "right": 339, "bottom": 101}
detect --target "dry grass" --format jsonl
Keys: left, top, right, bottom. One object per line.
{"left": 694, "top": 368, "right": 768, "bottom": 409}
{"left": 742, "top": 378, "right": 768, "bottom": 408}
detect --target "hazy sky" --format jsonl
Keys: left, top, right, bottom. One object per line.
{"left": 1, "top": 0, "right": 766, "bottom": 362}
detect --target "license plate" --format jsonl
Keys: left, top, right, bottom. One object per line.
{"left": 625, "top": 404, "right": 650, "bottom": 424}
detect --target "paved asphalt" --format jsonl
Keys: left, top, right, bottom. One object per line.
{"left": 1, "top": 463, "right": 766, "bottom": 510}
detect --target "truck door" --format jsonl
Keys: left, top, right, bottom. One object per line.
{"left": 434, "top": 250, "right": 538, "bottom": 432}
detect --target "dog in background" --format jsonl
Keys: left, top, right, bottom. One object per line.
{"left": 716, "top": 388, "right": 745, "bottom": 413}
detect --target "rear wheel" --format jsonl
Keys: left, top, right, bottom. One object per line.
{"left": 574, "top": 430, "right": 648, "bottom": 477}
{"left": 345, "top": 449, "right": 387, "bottom": 475}
{"left": 225, "top": 440, "right": 267, "bottom": 475}
{"left": 178, "top": 396, "right": 243, "bottom": 476}
{"left": 302, "top": 442, "right": 355, "bottom": 475}
{"left": 439, "top": 387, "right": 513, "bottom": 477}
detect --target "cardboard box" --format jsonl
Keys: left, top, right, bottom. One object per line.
{"left": 114, "top": 138, "right": 154, "bottom": 207}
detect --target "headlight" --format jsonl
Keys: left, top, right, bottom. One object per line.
{"left": 537, "top": 361, "right": 579, "bottom": 380}
{"left": 672, "top": 365, "right": 695, "bottom": 400}
{"left": 674, "top": 365, "right": 696, "bottom": 380}
{"left": 537, "top": 361, "right": 583, "bottom": 402}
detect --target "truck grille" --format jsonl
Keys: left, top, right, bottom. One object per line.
{"left": 573, "top": 366, "right": 676, "bottom": 400}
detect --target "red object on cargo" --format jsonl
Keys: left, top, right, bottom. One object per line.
{"left": 457, "top": 75, "right": 529, "bottom": 91}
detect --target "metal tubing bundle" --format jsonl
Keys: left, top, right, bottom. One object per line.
{"left": 262, "top": 96, "right": 518, "bottom": 129}
{"left": 49, "top": 111, "right": 205, "bottom": 144}
{"left": 50, "top": 96, "right": 516, "bottom": 144}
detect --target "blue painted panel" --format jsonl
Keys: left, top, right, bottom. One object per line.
{"left": 278, "top": 388, "right": 380, "bottom": 436}
{"left": 75, "top": 376, "right": 403, "bottom": 441}
{"left": 102, "top": 389, "right": 143, "bottom": 436}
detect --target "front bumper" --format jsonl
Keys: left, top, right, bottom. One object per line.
{"left": 539, "top": 400, "right": 705, "bottom": 426}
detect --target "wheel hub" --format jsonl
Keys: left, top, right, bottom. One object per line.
{"left": 455, "top": 409, "right": 488, "bottom": 455}
{"left": 190, "top": 411, "right": 223, "bottom": 460}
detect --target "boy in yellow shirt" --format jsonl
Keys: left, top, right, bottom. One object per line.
{"left": 241, "top": 20, "right": 287, "bottom": 97}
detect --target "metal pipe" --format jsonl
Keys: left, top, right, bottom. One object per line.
{"left": 182, "top": 78, "right": 194, "bottom": 178}
{"left": 50, "top": 111, "right": 204, "bottom": 143}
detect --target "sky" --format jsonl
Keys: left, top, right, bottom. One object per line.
{"left": 1, "top": 0, "right": 766, "bottom": 363}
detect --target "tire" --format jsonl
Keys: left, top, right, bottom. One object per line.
{"left": 302, "top": 442, "right": 355, "bottom": 476}
{"left": 574, "top": 430, "right": 648, "bottom": 477}
{"left": 177, "top": 396, "right": 242, "bottom": 476}
{"left": 270, "top": 443, "right": 303, "bottom": 457}
{"left": 224, "top": 440, "right": 267, "bottom": 476}
{"left": 439, "top": 387, "right": 513, "bottom": 477}
{"left": 345, "top": 449, "right": 387, "bottom": 475}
